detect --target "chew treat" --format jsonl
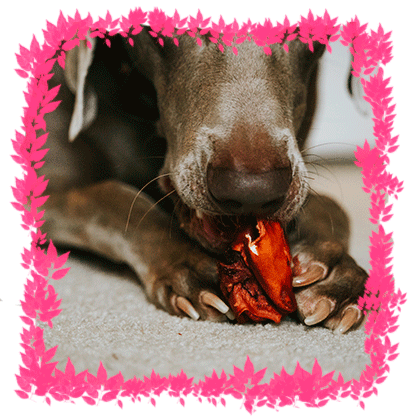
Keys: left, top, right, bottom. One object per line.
{"left": 218, "top": 220, "right": 296, "bottom": 323}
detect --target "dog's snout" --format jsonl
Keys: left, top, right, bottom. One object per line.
{"left": 207, "top": 165, "right": 292, "bottom": 215}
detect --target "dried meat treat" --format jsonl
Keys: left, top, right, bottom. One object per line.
{"left": 218, "top": 220, "right": 296, "bottom": 323}
{"left": 219, "top": 251, "right": 283, "bottom": 323}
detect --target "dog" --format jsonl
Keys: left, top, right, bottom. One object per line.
{"left": 40, "top": 28, "right": 367, "bottom": 333}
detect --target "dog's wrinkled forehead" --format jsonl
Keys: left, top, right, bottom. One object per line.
{"left": 162, "top": 34, "right": 306, "bottom": 81}
{"left": 152, "top": 36, "right": 309, "bottom": 144}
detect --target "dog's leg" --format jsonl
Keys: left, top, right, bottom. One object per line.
{"left": 43, "top": 180, "right": 233, "bottom": 322}
{"left": 287, "top": 193, "right": 368, "bottom": 333}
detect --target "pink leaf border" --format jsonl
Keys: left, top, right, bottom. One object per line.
{"left": 10, "top": 8, "right": 404, "bottom": 413}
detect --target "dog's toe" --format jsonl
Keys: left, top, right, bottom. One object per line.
{"left": 173, "top": 295, "right": 201, "bottom": 320}
{"left": 200, "top": 291, "right": 235, "bottom": 320}
{"left": 150, "top": 255, "right": 233, "bottom": 322}
{"left": 292, "top": 257, "right": 328, "bottom": 287}
{"left": 292, "top": 247, "right": 367, "bottom": 333}
{"left": 328, "top": 305, "right": 364, "bottom": 334}
{"left": 303, "top": 298, "right": 334, "bottom": 326}
{"left": 170, "top": 292, "right": 234, "bottom": 322}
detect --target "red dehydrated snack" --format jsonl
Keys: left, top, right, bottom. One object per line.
{"left": 218, "top": 220, "right": 296, "bottom": 323}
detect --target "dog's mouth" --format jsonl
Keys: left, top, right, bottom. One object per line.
{"left": 163, "top": 180, "right": 273, "bottom": 253}
{"left": 176, "top": 203, "right": 256, "bottom": 253}
{"left": 159, "top": 170, "right": 301, "bottom": 254}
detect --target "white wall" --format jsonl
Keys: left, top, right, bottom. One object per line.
{"left": 306, "top": 41, "right": 375, "bottom": 159}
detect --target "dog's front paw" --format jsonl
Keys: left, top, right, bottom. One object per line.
{"left": 148, "top": 251, "right": 235, "bottom": 322}
{"left": 291, "top": 241, "right": 368, "bottom": 333}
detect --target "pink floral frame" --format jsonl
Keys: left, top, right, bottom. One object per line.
{"left": 11, "top": 8, "right": 405, "bottom": 412}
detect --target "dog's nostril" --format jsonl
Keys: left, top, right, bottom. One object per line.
{"left": 221, "top": 200, "right": 243, "bottom": 211}
{"left": 207, "top": 165, "right": 292, "bottom": 215}
{"left": 262, "top": 198, "right": 285, "bottom": 210}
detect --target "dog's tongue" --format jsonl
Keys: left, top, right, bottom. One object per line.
{"left": 218, "top": 219, "right": 296, "bottom": 323}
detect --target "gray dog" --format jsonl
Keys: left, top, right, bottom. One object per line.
{"left": 40, "top": 29, "right": 367, "bottom": 333}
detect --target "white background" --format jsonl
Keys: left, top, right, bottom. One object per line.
{"left": 1, "top": 1, "right": 418, "bottom": 418}
{"left": 308, "top": 40, "right": 376, "bottom": 158}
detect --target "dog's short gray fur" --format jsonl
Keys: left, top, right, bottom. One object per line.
{"left": 40, "top": 29, "right": 367, "bottom": 330}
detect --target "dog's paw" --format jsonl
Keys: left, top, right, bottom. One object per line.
{"left": 291, "top": 241, "right": 368, "bottom": 333}
{"left": 148, "top": 252, "right": 235, "bottom": 322}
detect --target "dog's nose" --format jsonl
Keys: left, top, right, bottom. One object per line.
{"left": 207, "top": 165, "right": 293, "bottom": 215}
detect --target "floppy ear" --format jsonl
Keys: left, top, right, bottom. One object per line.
{"left": 64, "top": 36, "right": 97, "bottom": 142}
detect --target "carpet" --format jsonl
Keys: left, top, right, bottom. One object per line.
{"left": 42, "top": 162, "right": 371, "bottom": 384}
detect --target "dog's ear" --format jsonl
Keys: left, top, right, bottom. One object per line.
{"left": 64, "top": 36, "right": 97, "bottom": 142}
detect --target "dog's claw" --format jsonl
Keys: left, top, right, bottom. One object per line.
{"left": 176, "top": 296, "right": 200, "bottom": 320}
{"left": 293, "top": 262, "right": 327, "bottom": 287}
{"left": 200, "top": 291, "right": 235, "bottom": 320}
{"left": 293, "top": 247, "right": 367, "bottom": 331}
{"left": 334, "top": 306, "right": 362, "bottom": 334}
{"left": 201, "top": 291, "right": 229, "bottom": 313}
{"left": 304, "top": 299, "right": 333, "bottom": 326}
{"left": 225, "top": 309, "right": 236, "bottom": 320}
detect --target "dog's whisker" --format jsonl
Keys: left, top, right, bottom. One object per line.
{"left": 125, "top": 172, "right": 174, "bottom": 233}
{"left": 304, "top": 155, "right": 355, "bottom": 165}
{"left": 302, "top": 151, "right": 352, "bottom": 165}
{"left": 168, "top": 197, "right": 182, "bottom": 240}
{"left": 304, "top": 161, "right": 321, "bottom": 175}
{"left": 303, "top": 160, "right": 344, "bottom": 200}
{"left": 304, "top": 167, "right": 338, "bottom": 184}
{"left": 302, "top": 154, "right": 338, "bottom": 182}
{"left": 300, "top": 141, "right": 362, "bottom": 155}
{"left": 303, "top": 155, "right": 355, "bottom": 169}
{"left": 134, "top": 189, "right": 177, "bottom": 232}
{"left": 302, "top": 152, "right": 327, "bottom": 164}
{"left": 303, "top": 183, "right": 324, "bottom": 200}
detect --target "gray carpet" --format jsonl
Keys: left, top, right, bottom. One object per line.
{"left": 43, "top": 162, "right": 371, "bottom": 384}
